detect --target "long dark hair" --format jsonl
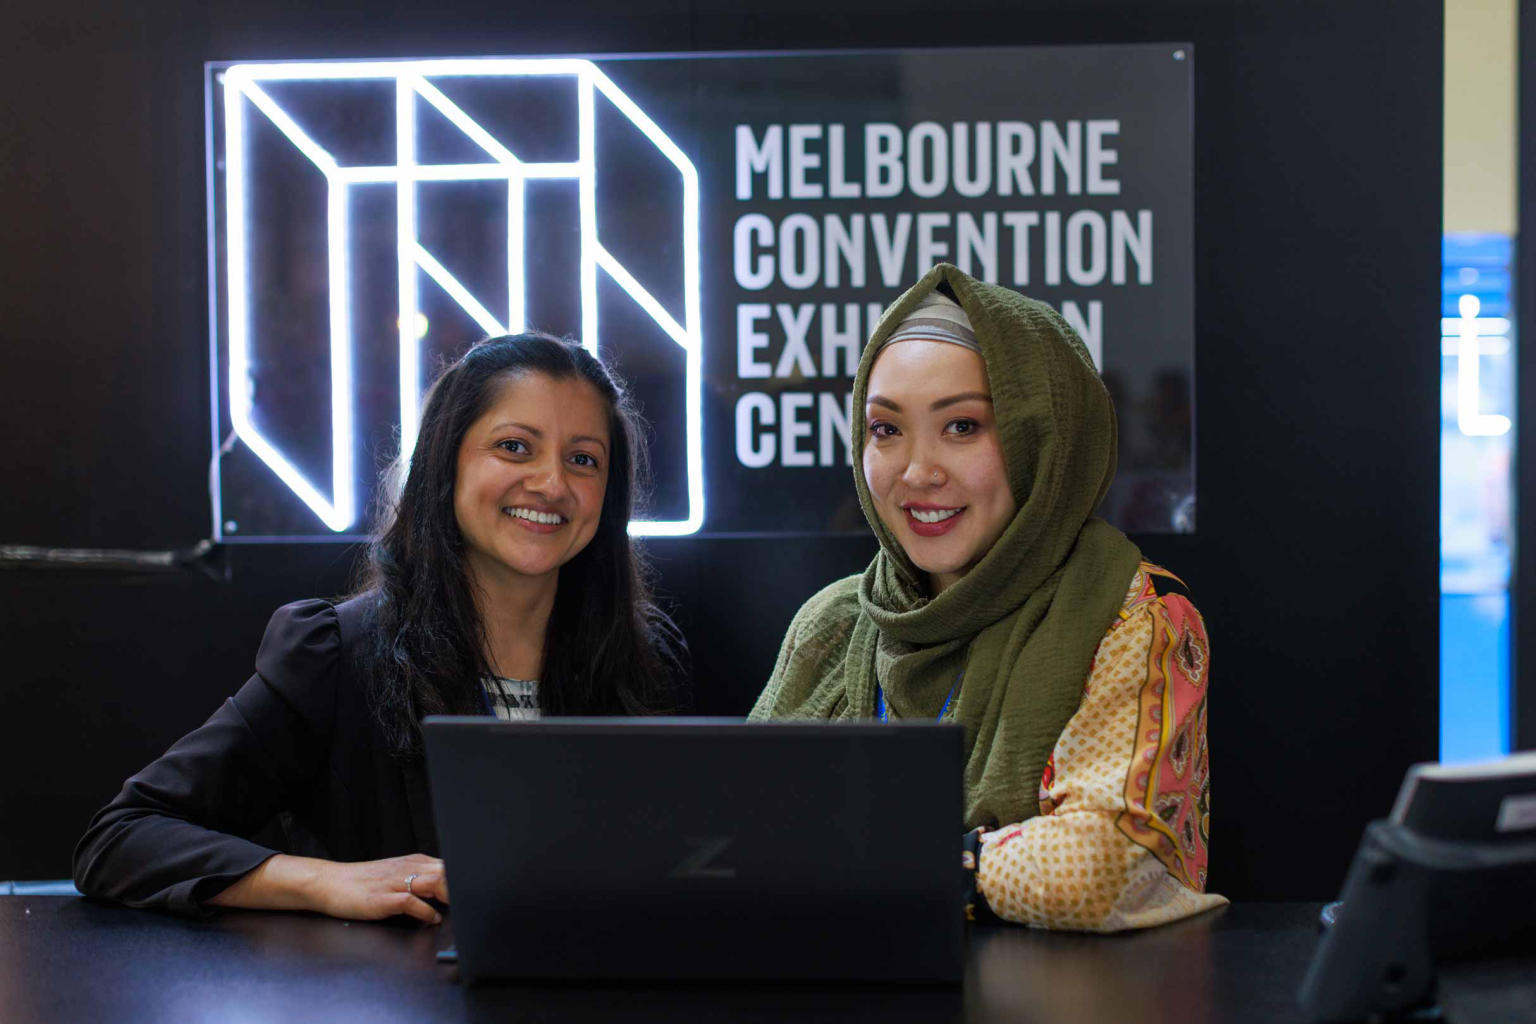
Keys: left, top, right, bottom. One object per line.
{"left": 358, "top": 332, "right": 684, "bottom": 757}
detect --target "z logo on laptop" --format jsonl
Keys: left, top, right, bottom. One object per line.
{"left": 670, "top": 836, "right": 737, "bottom": 879}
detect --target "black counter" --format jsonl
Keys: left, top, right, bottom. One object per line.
{"left": 0, "top": 898, "right": 1324, "bottom": 1023}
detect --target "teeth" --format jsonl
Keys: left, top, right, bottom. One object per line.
{"left": 503, "top": 507, "right": 565, "bottom": 526}
{"left": 909, "top": 508, "right": 961, "bottom": 524}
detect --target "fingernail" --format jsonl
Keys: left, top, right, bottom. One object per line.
{"left": 433, "top": 912, "right": 443, "bottom": 924}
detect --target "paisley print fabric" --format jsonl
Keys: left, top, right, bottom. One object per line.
{"left": 973, "top": 563, "right": 1226, "bottom": 931}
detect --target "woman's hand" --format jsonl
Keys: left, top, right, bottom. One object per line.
{"left": 208, "top": 852, "right": 450, "bottom": 924}
{"left": 306, "top": 853, "right": 449, "bottom": 923}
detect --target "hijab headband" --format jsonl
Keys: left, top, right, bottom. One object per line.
{"left": 878, "top": 292, "right": 980, "bottom": 354}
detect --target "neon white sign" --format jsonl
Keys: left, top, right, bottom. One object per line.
{"left": 1452, "top": 293, "right": 1512, "bottom": 437}
{"left": 219, "top": 59, "right": 704, "bottom": 536}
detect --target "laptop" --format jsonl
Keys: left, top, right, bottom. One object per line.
{"left": 422, "top": 717, "right": 965, "bottom": 984}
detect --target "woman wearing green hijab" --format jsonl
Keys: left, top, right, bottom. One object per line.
{"left": 750, "top": 264, "right": 1226, "bottom": 931}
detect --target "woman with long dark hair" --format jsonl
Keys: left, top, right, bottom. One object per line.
{"left": 74, "top": 333, "right": 685, "bottom": 922}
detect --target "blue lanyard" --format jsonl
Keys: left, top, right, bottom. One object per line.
{"left": 876, "top": 664, "right": 964, "bottom": 723}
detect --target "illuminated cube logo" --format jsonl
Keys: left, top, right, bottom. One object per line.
{"left": 219, "top": 59, "right": 703, "bottom": 536}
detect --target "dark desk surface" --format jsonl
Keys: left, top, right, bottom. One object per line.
{"left": 0, "top": 897, "right": 1322, "bottom": 1023}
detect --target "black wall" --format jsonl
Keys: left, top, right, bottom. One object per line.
{"left": 0, "top": 0, "right": 1442, "bottom": 900}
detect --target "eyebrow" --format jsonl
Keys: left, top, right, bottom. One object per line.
{"left": 930, "top": 391, "right": 992, "bottom": 411}
{"left": 865, "top": 392, "right": 993, "bottom": 413}
{"left": 491, "top": 423, "right": 609, "bottom": 453}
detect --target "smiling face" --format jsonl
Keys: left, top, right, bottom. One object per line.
{"left": 862, "top": 339, "right": 1017, "bottom": 595}
{"left": 454, "top": 371, "right": 611, "bottom": 594}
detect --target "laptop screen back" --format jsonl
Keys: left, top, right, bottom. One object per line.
{"left": 424, "top": 717, "right": 965, "bottom": 983}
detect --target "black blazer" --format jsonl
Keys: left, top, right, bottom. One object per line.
{"left": 73, "top": 596, "right": 436, "bottom": 915}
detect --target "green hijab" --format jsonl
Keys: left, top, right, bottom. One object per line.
{"left": 749, "top": 263, "right": 1142, "bottom": 830}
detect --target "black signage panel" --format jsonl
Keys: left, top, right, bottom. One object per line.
{"left": 209, "top": 45, "right": 1192, "bottom": 540}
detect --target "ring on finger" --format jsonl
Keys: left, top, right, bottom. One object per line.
{"left": 405, "top": 873, "right": 419, "bottom": 896}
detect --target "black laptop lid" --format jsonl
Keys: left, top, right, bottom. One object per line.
{"left": 423, "top": 717, "right": 964, "bottom": 983}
